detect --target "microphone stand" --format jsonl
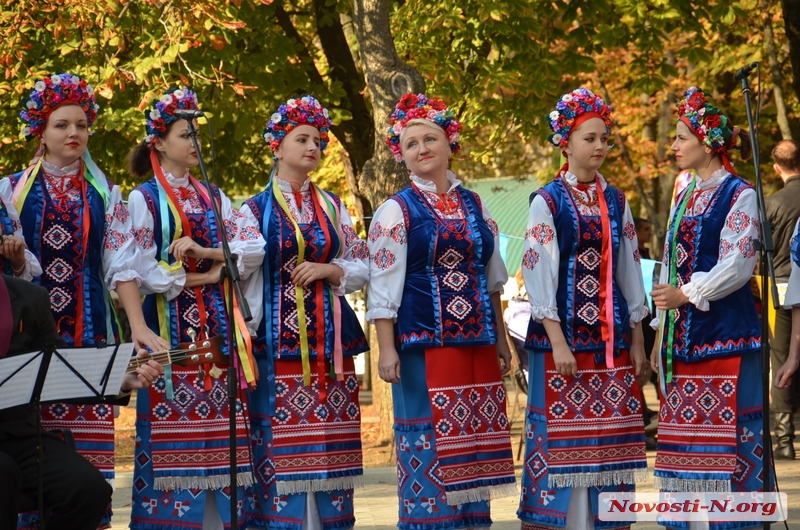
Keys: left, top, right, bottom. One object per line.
{"left": 738, "top": 70, "right": 776, "bottom": 530}
{"left": 182, "top": 116, "right": 252, "bottom": 525}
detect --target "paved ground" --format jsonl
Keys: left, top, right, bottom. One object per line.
{"left": 109, "top": 384, "right": 800, "bottom": 529}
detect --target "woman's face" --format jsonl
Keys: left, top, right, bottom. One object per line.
{"left": 563, "top": 117, "right": 610, "bottom": 175}
{"left": 40, "top": 104, "right": 88, "bottom": 167}
{"left": 400, "top": 123, "right": 450, "bottom": 179}
{"left": 154, "top": 120, "right": 199, "bottom": 174}
{"left": 275, "top": 124, "right": 321, "bottom": 176}
{"left": 671, "top": 120, "right": 711, "bottom": 171}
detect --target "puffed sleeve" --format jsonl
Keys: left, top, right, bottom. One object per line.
{"left": 679, "top": 187, "right": 760, "bottom": 310}
{"left": 479, "top": 196, "right": 509, "bottom": 293}
{"left": 366, "top": 198, "right": 407, "bottom": 322}
{"left": 127, "top": 189, "right": 187, "bottom": 300}
{"left": 218, "top": 189, "right": 265, "bottom": 280}
{"left": 783, "top": 218, "right": 800, "bottom": 307}
{"left": 616, "top": 200, "right": 649, "bottom": 324}
{"left": 102, "top": 184, "right": 147, "bottom": 290}
{"left": 521, "top": 194, "right": 560, "bottom": 322}
{"left": 237, "top": 201, "right": 264, "bottom": 338}
{"left": 0, "top": 184, "right": 42, "bottom": 280}
{"left": 330, "top": 206, "right": 369, "bottom": 295}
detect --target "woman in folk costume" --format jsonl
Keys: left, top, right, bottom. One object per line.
{"left": 239, "top": 95, "right": 369, "bottom": 530}
{"left": 0, "top": 72, "right": 168, "bottom": 529}
{"left": 125, "top": 86, "right": 265, "bottom": 530}
{"left": 517, "top": 87, "right": 649, "bottom": 530}
{"left": 650, "top": 87, "right": 762, "bottom": 530}
{"left": 0, "top": 196, "right": 40, "bottom": 280}
{"left": 367, "top": 93, "right": 517, "bottom": 530}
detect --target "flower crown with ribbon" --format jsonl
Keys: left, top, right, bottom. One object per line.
{"left": 263, "top": 95, "right": 331, "bottom": 154}
{"left": 677, "top": 86, "right": 736, "bottom": 153}
{"left": 144, "top": 86, "right": 200, "bottom": 148}
{"left": 385, "top": 93, "right": 462, "bottom": 164}
{"left": 19, "top": 72, "right": 99, "bottom": 141}
{"left": 547, "top": 87, "right": 613, "bottom": 148}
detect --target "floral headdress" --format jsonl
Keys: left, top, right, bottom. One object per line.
{"left": 144, "top": 86, "right": 200, "bottom": 148}
{"left": 19, "top": 72, "right": 99, "bottom": 141}
{"left": 385, "top": 93, "right": 462, "bottom": 164}
{"left": 676, "top": 86, "right": 736, "bottom": 153}
{"left": 547, "top": 87, "right": 612, "bottom": 148}
{"left": 263, "top": 95, "right": 331, "bottom": 153}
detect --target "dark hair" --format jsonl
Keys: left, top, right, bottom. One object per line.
{"left": 127, "top": 141, "right": 153, "bottom": 178}
{"left": 633, "top": 217, "right": 651, "bottom": 231}
{"left": 772, "top": 139, "right": 800, "bottom": 171}
{"left": 733, "top": 128, "right": 752, "bottom": 161}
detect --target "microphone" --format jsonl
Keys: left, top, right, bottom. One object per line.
{"left": 173, "top": 109, "right": 205, "bottom": 119}
{"left": 734, "top": 62, "right": 758, "bottom": 81}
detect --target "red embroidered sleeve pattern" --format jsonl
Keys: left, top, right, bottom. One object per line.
{"left": 528, "top": 223, "right": 555, "bottom": 245}
{"left": 522, "top": 248, "right": 540, "bottom": 269}
{"left": 725, "top": 210, "right": 751, "bottom": 234}
{"left": 134, "top": 226, "right": 154, "bottom": 250}
{"left": 372, "top": 248, "right": 396, "bottom": 270}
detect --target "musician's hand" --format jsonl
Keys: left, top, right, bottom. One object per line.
{"left": 131, "top": 324, "right": 170, "bottom": 352}
{"left": 121, "top": 350, "right": 163, "bottom": 391}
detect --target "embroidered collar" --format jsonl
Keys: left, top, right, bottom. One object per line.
{"left": 41, "top": 158, "right": 80, "bottom": 178}
{"left": 694, "top": 168, "right": 730, "bottom": 191}
{"left": 159, "top": 167, "right": 191, "bottom": 188}
{"left": 562, "top": 169, "right": 608, "bottom": 191}
{"left": 276, "top": 176, "right": 311, "bottom": 193}
{"left": 410, "top": 170, "right": 461, "bottom": 194}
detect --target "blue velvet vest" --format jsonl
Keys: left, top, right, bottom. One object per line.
{"left": 0, "top": 199, "right": 14, "bottom": 275}
{"left": 662, "top": 174, "right": 761, "bottom": 362}
{"left": 392, "top": 185, "right": 497, "bottom": 350}
{"left": 524, "top": 177, "right": 632, "bottom": 359}
{"left": 244, "top": 187, "right": 368, "bottom": 361}
{"left": 136, "top": 178, "right": 230, "bottom": 351}
{"left": 10, "top": 169, "right": 116, "bottom": 346}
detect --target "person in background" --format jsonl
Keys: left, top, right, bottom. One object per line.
{"left": 0, "top": 197, "right": 40, "bottom": 280}
{"left": 241, "top": 95, "right": 369, "bottom": 530}
{"left": 126, "top": 86, "right": 265, "bottom": 530}
{"left": 368, "top": 93, "right": 517, "bottom": 530}
{"left": 0, "top": 274, "right": 161, "bottom": 530}
{"left": 651, "top": 86, "right": 761, "bottom": 530}
{"left": 765, "top": 139, "right": 800, "bottom": 460}
{"left": 517, "top": 87, "right": 648, "bottom": 530}
{"left": 0, "top": 71, "right": 168, "bottom": 529}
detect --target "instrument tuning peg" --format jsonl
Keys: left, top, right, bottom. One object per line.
{"left": 187, "top": 328, "right": 197, "bottom": 341}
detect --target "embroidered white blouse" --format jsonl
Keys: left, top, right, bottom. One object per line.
{"left": 0, "top": 159, "right": 140, "bottom": 287}
{"left": 366, "top": 171, "right": 508, "bottom": 323}
{"left": 239, "top": 176, "right": 369, "bottom": 336}
{"left": 784, "top": 218, "right": 800, "bottom": 307}
{"left": 522, "top": 170, "right": 648, "bottom": 327}
{"left": 0, "top": 194, "right": 41, "bottom": 281}
{"left": 127, "top": 169, "right": 265, "bottom": 301}
{"left": 651, "top": 169, "right": 760, "bottom": 327}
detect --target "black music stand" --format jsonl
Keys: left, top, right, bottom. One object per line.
{"left": 0, "top": 342, "right": 134, "bottom": 528}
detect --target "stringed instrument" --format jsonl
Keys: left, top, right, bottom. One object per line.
{"left": 126, "top": 334, "right": 225, "bottom": 374}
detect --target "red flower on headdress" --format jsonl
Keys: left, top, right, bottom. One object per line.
{"left": 704, "top": 114, "right": 721, "bottom": 129}
{"left": 286, "top": 108, "right": 302, "bottom": 121}
{"left": 429, "top": 98, "right": 446, "bottom": 111}
{"left": 399, "top": 93, "right": 419, "bottom": 110}
{"left": 687, "top": 91, "right": 706, "bottom": 110}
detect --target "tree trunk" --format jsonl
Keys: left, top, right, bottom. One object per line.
{"left": 782, "top": 0, "right": 800, "bottom": 105}
{"left": 765, "top": 0, "right": 793, "bottom": 140}
{"left": 351, "top": 0, "right": 425, "bottom": 448}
